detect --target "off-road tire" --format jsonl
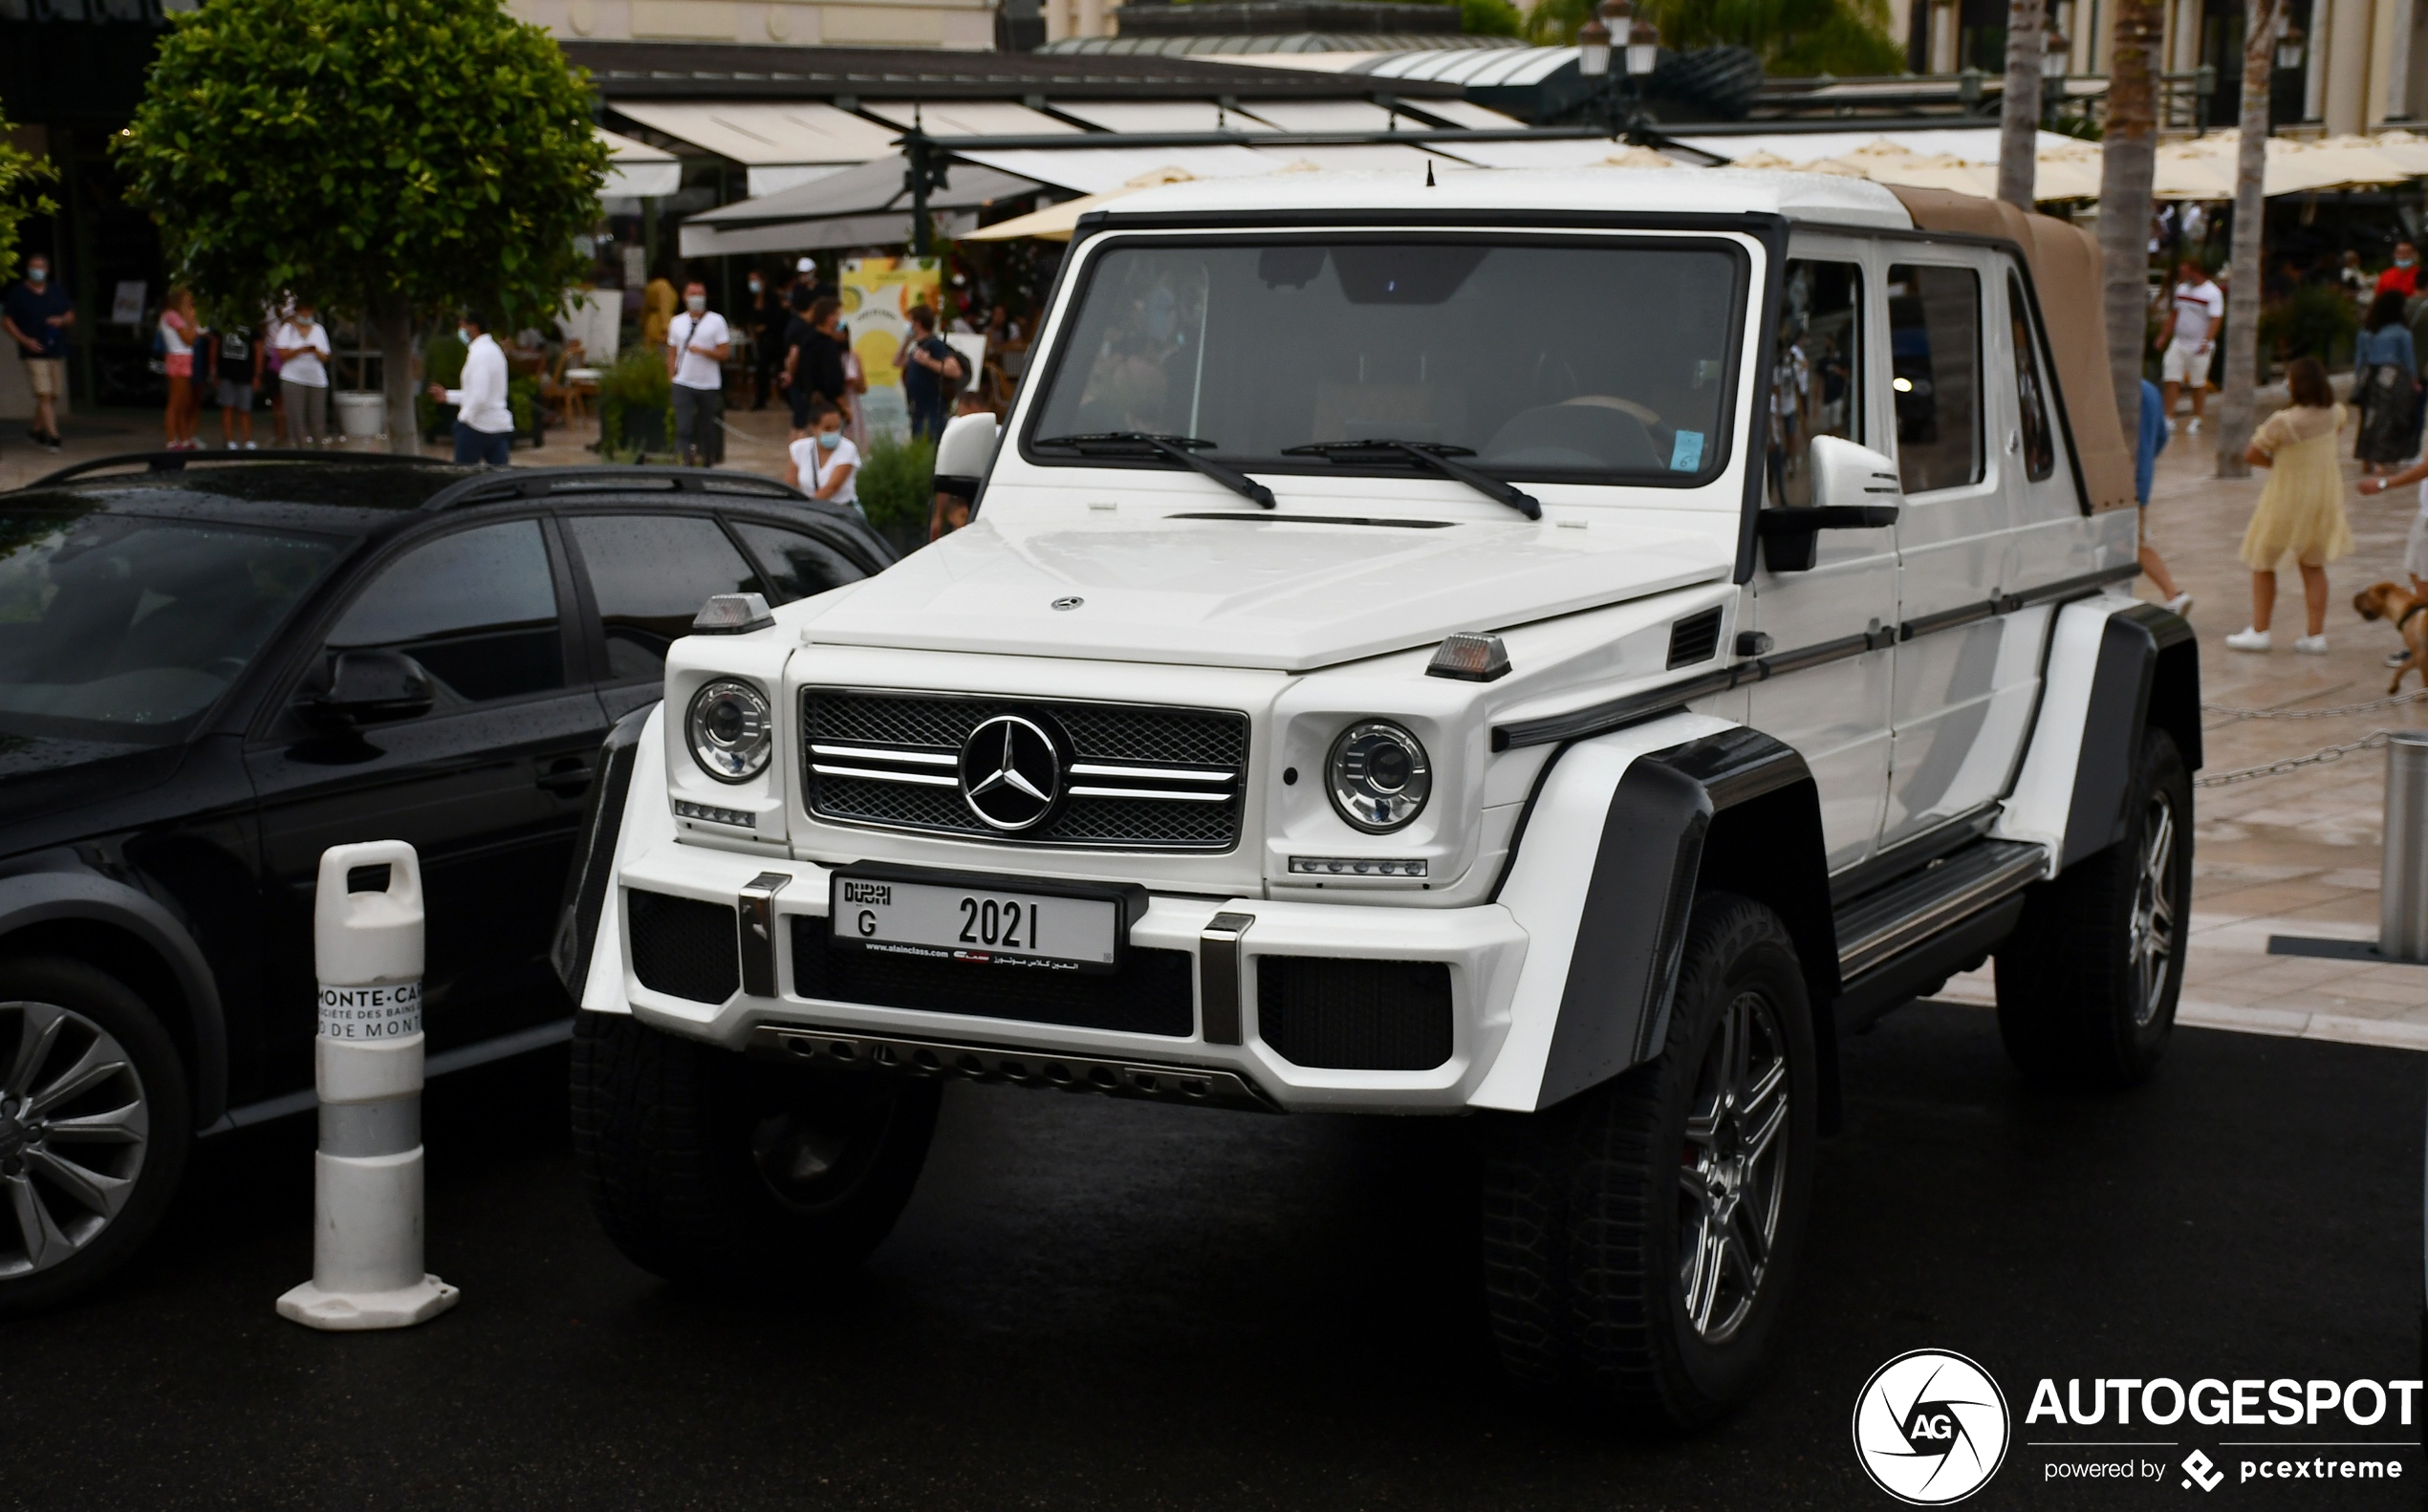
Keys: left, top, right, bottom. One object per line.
{"left": 1480, "top": 892, "right": 1818, "bottom": 1429}
{"left": 571, "top": 1011, "right": 940, "bottom": 1286}
{"left": 1996, "top": 727, "right": 2193, "bottom": 1089}
{"left": 0, "top": 956, "right": 191, "bottom": 1317}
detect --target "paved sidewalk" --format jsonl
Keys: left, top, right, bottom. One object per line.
{"left": 10, "top": 396, "right": 2427, "bottom": 1049}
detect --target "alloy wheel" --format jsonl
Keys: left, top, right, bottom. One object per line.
{"left": 2129, "top": 793, "right": 2179, "bottom": 1027}
{"left": 1678, "top": 988, "right": 1790, "bottom": 1345}
{"left": 0, "top": 1000, "right": 150, "bottom": 1279}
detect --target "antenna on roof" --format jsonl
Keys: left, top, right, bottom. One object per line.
{"left": 1425, "top": 160, "right": 1435, "bottom": 188}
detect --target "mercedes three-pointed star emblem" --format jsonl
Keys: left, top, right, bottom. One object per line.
{"left": 959, "top": 714, "right": 1064, "bottom": 832}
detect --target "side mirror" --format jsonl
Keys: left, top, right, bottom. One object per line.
{"left": 933, "top": 411, "right": 1001, "bottom": 500}
{"left": 1756, "top": 436, "right": 1902, "bottom": 572}
{"left": 310, "top": 649, "right": 435, "bottom": 726}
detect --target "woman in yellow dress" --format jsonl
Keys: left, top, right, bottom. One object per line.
{"left": 2227, "top": 356, "right": 2352, "bottom": 655}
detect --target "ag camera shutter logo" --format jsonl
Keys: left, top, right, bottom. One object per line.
{"left": 1853, "top": 1350, "right": 2011, "bottom": 1504}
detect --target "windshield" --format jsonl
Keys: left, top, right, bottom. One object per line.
{"left": 0, "top": 512, "right": 340, "bottom": 739}
{"left": 1027, "top": 236, "right": 1747, "bottom": 485}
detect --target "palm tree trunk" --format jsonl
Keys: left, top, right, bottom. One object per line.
{"left": 2216, "top": 0, "right": 2282, "bottom": 479}
{"left": 372, "top": 296, "right": 420, "bottom": 456}
{"left": 2099, "top": 0, "right": 2165, "bottom": 441}
{"left": 1998, "top": 0, "right": 2047, "bottom": 207}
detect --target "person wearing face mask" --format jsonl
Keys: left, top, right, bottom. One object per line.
{"left": 665, "top": 280, "right": 730, "bottom": 467}
{"left": 2380, "top": 242, "right": 2421, "bottom": 299}
{"left": 272, "top": 302, "right": 333, "bottom": 445}
{"left": 425, "top": 308, "right": 512, "bottom": 466}
{"left": 748, "top": 268, "right": 786, "bottom": 412}
{"left": 784, "top": 400, "right": 860, "bottom": 513}
{"left": 3, "top": 253, "right": 74, "bottom": 452}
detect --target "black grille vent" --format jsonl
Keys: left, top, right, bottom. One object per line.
{"left": 628, "top": 890, "right": 739, "bottom": 1004}
{"left": 1666, "top": 608, "right": 1723, "bottom": 669}
{"left": 802, "top": 691, "right": 1247, "bottom": 852}
{"left": 1256, "top": 957, "right": 1453, "bottom": 1070}
{"left": 791, "top": 916, "right": 1194, "bottom": 1036}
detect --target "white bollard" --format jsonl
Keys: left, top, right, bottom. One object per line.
{"left": 275, "top": 840, "right": 459, "bottom": 1330}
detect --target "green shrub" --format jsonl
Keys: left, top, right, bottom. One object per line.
{"left": 1460, "top": 0, "right": 1522, "bottom": 35}
{"left": 856, "top": 433, "right": 935, "bottom": 554}
{"left": 508, "top": 374, "right": 539, "bottom": 439}
{"left": 415, "top": 332, "right": 467, "bottom": 441}
{"left": 2261, "top": 283, "right": 2359, "bottom": 369}
{"left": 597, "top": 343, "right": 673, "bottom": 455}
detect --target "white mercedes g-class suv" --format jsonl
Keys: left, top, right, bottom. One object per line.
{"left": 557, "top": 169, "right": 2199, "bottom": 1427}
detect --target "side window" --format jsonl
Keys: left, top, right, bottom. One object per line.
{"left": 730, "top": 520, "right": 868, "bottom": 603}
{"left": 1886, "top": 263, "right": 1984, "bottom": 493}
{"left": 1767, "top": 259, "right": 1864, "bottom": 508}
{"left": 2005, "top": 272, "right": 2057, "bottom": 483}
{"left": 325, "top": 520, "right": 562, "bottom": 704}
{"left": 565, "top": 514, "right": 766, "bottom": 684}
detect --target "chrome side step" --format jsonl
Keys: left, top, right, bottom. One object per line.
{"left": 1832, "top": 838, "right": 2047, "bottom": 980}
{"left": 747, "top": 1025, "right": 1280, "bottom": 1112}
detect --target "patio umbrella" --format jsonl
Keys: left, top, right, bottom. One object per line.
{"left": 962, "top": 166, "right": 1199, "bottom": 242}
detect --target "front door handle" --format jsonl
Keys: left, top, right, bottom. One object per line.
{"left": 536, "top": 758, "right": 593, "bottom": 796}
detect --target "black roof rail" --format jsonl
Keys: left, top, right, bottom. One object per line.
{"left": 16, "top": 448, "right": 451, "bottom": 490}
{"left": 419, "top": 464, "right": 813, "bottom": 512}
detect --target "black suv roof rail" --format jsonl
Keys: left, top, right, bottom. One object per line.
{"left": 18, "top": 448, "right": 452, "bottom": 490}
{"left": 419, "top": 465, "right": 812, "bottom": 512}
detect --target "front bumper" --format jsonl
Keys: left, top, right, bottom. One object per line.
{"left": 610, "top": 826, "right": 1529, "bottom": 1115}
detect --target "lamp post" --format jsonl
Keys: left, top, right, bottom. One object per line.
{"left": 2041, "top": 24, "right": 2070, "bottom": 128}
{"left": 2193, "top": 60, "right": 2217, "bottom": 135}
{"left": 1574, "top": 0, "right": 1658, "bottom": 140}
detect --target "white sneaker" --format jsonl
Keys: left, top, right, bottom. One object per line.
{"left": 243, "top": 441, "right": 256, "bottom": 450}
{"left": 2164, "top": 592, "right": 2194, "bottom": 616}
{"left": 2189, "top": 418, "right": 2203, "bottom": 435}
{"left": 2385, "top": 650, "right": 2411, "bottom": 668}
{"left": 2164, "top": 418, "right": 2179, "bottom": 435}
{"left": 2294, "top": 634, "right": 2329, "bottom": 655}
{"left": 2225, "top": 627, "right": 2272, "bottom": 651}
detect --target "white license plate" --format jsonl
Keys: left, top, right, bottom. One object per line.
{"left": 831, "top": 874, "right": 1121, "bottom": 972}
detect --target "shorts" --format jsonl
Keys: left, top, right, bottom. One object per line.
{"left": 21, "top": 357, "right": 62, "bottom": 400}
{"left": 2407, "top": 507, "right": 2428, "bottom": 581}
{"left": 2161, "top": 339, "right": 2213, "bottom": 386}
{"left": 215, "top": 379, "right": 253, "bottom": 412}
{"left": 164, "top": 352, "right": 192, "bottom": 379}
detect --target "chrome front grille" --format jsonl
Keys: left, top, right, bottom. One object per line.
{"left": 802, "top": 690, "right": 1247, "bottom": 851}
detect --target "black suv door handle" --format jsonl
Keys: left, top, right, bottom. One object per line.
{"left": 536, "top": 758, "right": 593, "bottom": 796}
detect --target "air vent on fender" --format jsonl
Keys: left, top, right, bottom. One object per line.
{"left": 1666, "top": 608, "right": 1723, "bottom": 669}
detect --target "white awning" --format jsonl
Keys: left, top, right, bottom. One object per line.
{"left": 860, "top": 100, "right": 1082, "bottom": 138}
{"left": 952, "top": 142, "right": 1282, "bottom": 194}
{"left": 1048, "top": 99, "right": 1278, "bottom": 134}
{"left": 597, "top": 127, "right": 680, "bottom": 199}
{"left": 1404, "top": 97, "right": 1528, "bottom": 130}
{"left": 610, "top": 101, "right": 900, "bottom": 165}
{"left": 682, "top": 211, "right": 984, "bottom": 257}
{"left": 1444, "top": 136, "right": 1646, "bottom": 170}
{"left": 1230, "top": 98, "right": 1423, "bottom": 133}
{"left": 679, "top": 152, "right": 1040, "bottom": 256}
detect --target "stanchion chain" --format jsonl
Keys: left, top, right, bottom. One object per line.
{"left": 2201, "top": 689, "right": 2428, "bottom": 722}
{"left": 2194, "top": 730, "right": 2393, "bottom": 788}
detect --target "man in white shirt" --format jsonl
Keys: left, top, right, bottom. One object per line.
{"left": 665, "top": 281, "right": 730, "bottom": 467}
{"left": 273, "top": 304, "right": 333, "bottom": 446}
{"left": 425, "top": 309, "right": 512, "bottom": 466}
{"left": 2157, "top": 259, "right": 2224, "bottom": 434}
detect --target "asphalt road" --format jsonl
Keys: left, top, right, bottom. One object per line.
{"left": 0, "top": 1001, "right": 2420, "bottom": 1511}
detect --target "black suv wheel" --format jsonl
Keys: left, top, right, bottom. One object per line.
{"left": 0, "top": 957, "right": 191, "bottom": 1317}
{"left": 1996, "top": 726, "right": 2193, "bottom": 1088}
{"left": 1481, "top": 893, "right": 1818, "bottom": 1428}
{"left": 571, "top": 1011, "right": 940, "bottom": 1285}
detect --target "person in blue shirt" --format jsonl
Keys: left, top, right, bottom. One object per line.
{"left": 1, "top": 253, "right": 75, "bottom": 452}
{"left": 2137, "top": 378, "right": 2192, "bottom": 616}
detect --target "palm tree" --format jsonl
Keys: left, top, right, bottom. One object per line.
{"left": 2099, "top": 0, "right": 2165, "bottom": 440}
{"left": 1997, "top": 0, "right": 2046, "bottom": 207}
{"left": 2216, "top": 0, "right": 2285, "bottom": 478}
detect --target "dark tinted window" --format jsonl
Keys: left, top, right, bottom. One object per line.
{"left": 2005, "top": 272, "right": 2057, "bottom": 483}
{"left": 1888, "top": 263, "right": 1984, "bottom": 493}
{"left": 1767, "top": 259, "right": 1863, "bottom": 508}
{"left": 731, "top": 520, "right": 866, "bottom": 603}
{"left": 326, "top": 521, "right": 561, "bottom": 703}
{"left": 566, "top": 514, "right": 765, "bottom": 683}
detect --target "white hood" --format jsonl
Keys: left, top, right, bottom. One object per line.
{"left": 791, "top": 503, "right": 1734, "bottom": 673}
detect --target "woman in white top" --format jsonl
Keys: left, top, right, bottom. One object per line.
{"left": 785, "top": 400, "right": 861, "bottom": 514}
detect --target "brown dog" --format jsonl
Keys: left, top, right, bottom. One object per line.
{"left": 2354, "top": 581, "right": 2428, "bottom": 691}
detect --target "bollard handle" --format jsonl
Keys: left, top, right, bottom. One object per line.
{"left": 314, "top": 840, "right": 424, "bottom": 987}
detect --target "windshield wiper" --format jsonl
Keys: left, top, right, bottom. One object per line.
{"left": 1284, "top": 440, "right": 1541, "bottom": 521}
{"left": 1033, "top": 432, "right": 1276, "bottom": 509}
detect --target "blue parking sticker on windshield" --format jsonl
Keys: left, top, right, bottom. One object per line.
{"left": 1670, "top": 430, "right": 1705, "bottom": 471}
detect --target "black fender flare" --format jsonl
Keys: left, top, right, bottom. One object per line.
{"left": 2061, "top": 602, "right": 2200, "bottom": 869}
{"left": 552, "top": 701, "right": 658, "bottom": 1003}
{"left": 1536, "top": 727, "right": 1839, "bottom": 1119}
{"left": 0, "top": 868, "right": 228, "bottom": 1129}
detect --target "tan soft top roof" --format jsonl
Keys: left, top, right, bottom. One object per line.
{"left": 1885, "top": 187, "right": 2135, "bottom": 513}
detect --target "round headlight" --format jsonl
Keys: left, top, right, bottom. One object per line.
{"left": 1328, "top": 721, "right": 1431, "bottom": 832}
{"left": 687, "top": 680, "right": 772, "bottom": 783}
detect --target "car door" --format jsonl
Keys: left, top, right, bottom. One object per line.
{"left": 248, "top": 515, "right": 605, "bottom": 1074}
{"left": 1882, "top": 251, "right": 2044, "bottom": 850}
{"left": 558, "top": 511, "right": 776, "bottom": 725}
{"left": 1743, "top": 244, "right": 1897, "bottom": 873}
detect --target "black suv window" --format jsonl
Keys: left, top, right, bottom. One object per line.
{"left": 565, "top": 514, "right": 766, "bottom": 683}
{"left": 326, "top": 520, "right": 563, "bottom": 703}
{"left": 730, "top": 519, "right": 867, "bottom": 603}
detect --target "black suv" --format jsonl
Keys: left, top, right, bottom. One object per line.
{"left": 0, "top": 453, "right": 894, "bottom": 1312}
